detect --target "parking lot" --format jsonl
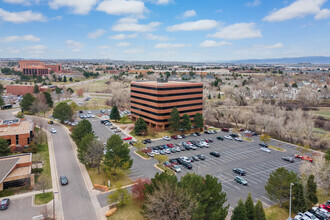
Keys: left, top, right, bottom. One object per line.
{"left": 143, "top": 131, "right": 302, "bottom": 208}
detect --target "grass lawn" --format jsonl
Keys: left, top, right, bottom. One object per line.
{"left": 76, "top": 98, "right": 109, "bottom": 111}
{"left": 135, "top": 150, "right": 150, "bottom": 159}
{"left": 35, "top": 192, "right": 53, "bottom": 205}
{"left": 155, "top": 164, "right": 175, "bottom": 175}
{"left": 71, "top": 79, "right": 110, "bottom": 93}
{"left": 107, "top": 200, "right": 145, "bottom": 220}
{"left": 317, "top": 189, "right": 329, "bottom": 204}
{"left": 265, "top": 204, "right": 291, "bottom": 220}
{"left": 87, "top": 166, "right": 132, "bottom": 190}
{"left": 33, "top": 128, "right": 52, "bottom": 189}
{"left": 312, "top": 107, "right": 330, "bottom": 119}
{"left": 269, "top": 145, "right": 285, "bottom": 152}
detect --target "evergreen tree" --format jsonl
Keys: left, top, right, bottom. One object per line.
{"left": 218, "top": 93, "right": 221, "bottom": 98}
{"left": 306, "top": 175, "right": 318, "bottom": 206}
{"left": 0, "top": 138, "right": 11, "bottom": 156}
{"left": 53, "top": 102, "right": 73, "bottom": 123}
{"left": 208, "top": 94, "right": 211, "bottom": 99}
{"left": 245, "top": 193, "right": 255, "bottom": 220}
{"left": 292, "top": 182, "right": 307, "bottom": 213}
{"left": 231, "top": 199, "right": 247, "bottom": 220}
{"left": 77, "top": 133, "right": 94, "bottom": 164}
{"left": 193, "top": 113, "right": 204, "bottom": 131}
{"left": 69, "top": 77, "right": 73, "bottom": 82}
{"left": 110, "top": 106, "right": 120, "bottom": 121}
{"left": 20, "top": 93, "right": 36, "bottom": 112}
{"left": 63, "top": 75, "right": 67, "bottom": 82}
{"left": 43, "top": 92, "right": 53, "bottom": 107}
{"left": 71, "top": 119, "right": 93, "bottom": 144}
{"left": 254, "top": 200, "right": 266, "bottom": 220}
{"left": 33, "top": 85, "right": 39, "bottom": 94}
{"left": 134, "top": 117, "right": 148, "bottom": 136}
{"left": 181, "top": 114, "right": 191, "bottom": 132}
{"left": 168, "top": 107, "right": 180, "bottom": 131}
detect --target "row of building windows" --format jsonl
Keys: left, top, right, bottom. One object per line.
{"left": 131, "top": 106, "right": 203, "bottom": 116}
{"left": 131, "top": 111, "right": 195, "bottom": 123}
{"left": 131, "top": 90, "right": 203, "bottom": 97}
{"left": 131, "top": 100, "right": 202, "bottom": 110}
{"left": 131, "top": 95, "right": 202, "bottom": 103}
{"left": 131, "top": 84, "right": 203, "bottom": 91}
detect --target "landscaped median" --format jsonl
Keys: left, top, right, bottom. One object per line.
{"left": 268, "top": 145, "right": 286, "bottom": 152}
{"left": 34, "top": 191, "right": 53, "bottom": 205}
{"left": 154, "top": 164, "right": 176, "bottom": 175}
{"left": 134, "top": 150, "right": 150, "bottom": 159}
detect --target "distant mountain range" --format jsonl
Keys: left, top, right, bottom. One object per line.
{"left": 222, "top": 56, "right": 330, "bottom": 64}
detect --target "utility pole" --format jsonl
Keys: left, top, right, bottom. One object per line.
{"left": 288, "top": 183, "right": 294, "bottom": 220}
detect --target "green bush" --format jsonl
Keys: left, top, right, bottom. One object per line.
{"left": 0, "top": 190, "right": 14, "bottom": 197}
{"left": 32, "top": 168, "right": 44, "bottom": 174}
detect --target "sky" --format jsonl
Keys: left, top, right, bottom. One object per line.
{"left": 0, "top": 0, "right": 330, "bottom": 62}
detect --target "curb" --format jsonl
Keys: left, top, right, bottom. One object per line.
{"left": 153, "top": 164, "right": 164, "bottom": 173}
{"left": 134, "top": 150, "right": 151, "bottom": 160}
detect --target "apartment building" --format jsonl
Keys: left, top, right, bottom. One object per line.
{"left": 130, "top": 79, "right": 203, "bottom": 130}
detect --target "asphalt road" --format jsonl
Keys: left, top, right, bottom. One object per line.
{"left": 0, "top": 197, "right": 45, "bottom": 220}
{"left": 47, "top": 122, "right": 97, "bottom": 220}
{"left": 145, "top": 131, "right": 302, "bottom": 209}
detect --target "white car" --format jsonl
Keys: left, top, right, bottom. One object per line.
{"left": 50, "top": 128, "right": 56, "bottom": 133}
{"left": 88, "top": 111, "right": 92, "bottom": 114}
{"left": 152, "top": 150, "right": 159, "bottom": 155}
{"left": 225, "top": 135, "right": 233, "bottom": 140}
{"left": 163, "top": 136, "right": 170, "bottom": 141}
{"left": 175, "top": 147, "right": 181, "bottom": 152}
{"left": 177, "top": 135, "right": 182, "bottom": 139}
{"left": 235, "top": 137, "right": 243, "bottom": 142}
{"left": 147, "top": 152, "right": 155, "bottom": 157}
{"left": 261, "top": 147, "right": 271, "bottom": 153}
{"left": 171, "top": 165, "right": 181, "bottom": 173}
{"left": 165, "top": 149, "right": 171, "bottom": 154}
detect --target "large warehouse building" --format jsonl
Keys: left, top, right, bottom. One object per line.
{"left": 130, "top": 79, "right": 203, "bottom": 130}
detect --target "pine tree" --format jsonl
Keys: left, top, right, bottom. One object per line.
{"left": 245, "top": 193, "right": 255, "bottom": 220}
{"left": 254, "top": 200, "right": 266, "bottom": 220}
{"left": 20, "top": 93, "right": 36, "bottom": 112}
{"left": 306, "top": 175, "right": 318, "bottom": 206}
{"left": 181, "top": 114, "right": 191, "bottom": 132}
{"left": 168, "top": 107, "right": 180, "bottom": 131}
{"left": 134, "top": 117, "right": 148, "bottom": 136}
{"left": 218, "top": 93, "right": 221, "bottom": 98}
{"left": 33, "top": 85, "right": 39, "bottom": 94}
{"left": 231, "top": 199, "right": 247, "bottom": 220}
{"left": 193, "top": 113, "right": 204, "bottom": 131}
{"left": 110, "top": 106, "right": 120, "bottom": 121}
{"left": 292, "top": 182, "right": 307, "bottom": 213}
{"left": 208, "top": 94, "right": 211, "bottom": 99}
{"left": 0, "top": 138, "right": 11, "bottom": 156}
{"left": 63, "top": 75, "right": 67, "bottom": 82}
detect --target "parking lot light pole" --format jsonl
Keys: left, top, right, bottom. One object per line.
{"left": 288, "top": 183, "right": 294, "bottom": 220}
{"left": 53, "top": 191, "right": 58, "bottom": 220}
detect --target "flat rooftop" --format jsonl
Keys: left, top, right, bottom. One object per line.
{"left": 0, "top": 120, "right": 34, "bottom": 136}
{"left": 0, "top": 153, "right": 32, "bottom": 183}
{"left": 132, "top": 80, "right": 203, "bottom": 87}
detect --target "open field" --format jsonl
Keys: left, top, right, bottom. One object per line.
{"left": 71, "top": 79, "right": 110, "bottom": 93}
{"left": 107, "top": 200, "right": 144, "bottom": 220}
{"left": 312, "top": 107, "right": 330, "bottom": 119}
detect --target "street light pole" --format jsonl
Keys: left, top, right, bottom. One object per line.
{"left": 288, "top": 183, "right": 294, "bottom": 220}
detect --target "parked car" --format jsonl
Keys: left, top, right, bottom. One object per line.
{"left": 182, "top": 162, "right": 192, "bottom": 169}
{"left": 190, "top": 145, "right": 197, "bottom": 150}
{"left": 304, "top": 211, "right": 319, "bottom": 220}
{"left": 50, "top": 128, "right": 57, "bottom": 133}
{"left": 163, "top": 161, "right": 173, "bottom": 168}
{"left": 233, "top": 168, "right": 246, "bottom": 176}
{"left": 181, "top": 134, "right": 186, "bottom": 138}
{"left": 123, "top": 136, "right": 132, "bottom": 140}
{"left": 175, "top": 147, "right": 181, "bottom": 152}
{"left": 195, "top": 132, "right": 201, "bottom": 136}
{"left": 282, "top": 157, "right": 294, "bottom": 163}
{"left": 210, "top": 151, "right": 220, "bottom": 157}
{"left": 320, "top": 200, "right": 330, "bottom": 210}
{"left": 177, "top": 158, "right": 184, "bottom": 164}
{"left": 147, "top": 152, "right": 154, "bottom": 157}
{"left": 192, "top": 156, "right": 199, "bottom": 161}
{"left": 197, "top": 154, "right": 206, "bottom": 160}
{"left": 261, "top": 147, "right": 271, "bottom": 153}
{"left": 217, "top": 136, "right": 224, "bottom": 141}
{"left": 295, "top": 154, "right": 313, "bottom": 163}
{"left": 177, "top": 135, "right": 182, "bottom": 139}
{"left": 171, "top": 165, "right": 181, "bottom": 173}
{"left": 259, "top": 143, "right": 268, "bottom": 148}
{"left": 225, "top": 135, "right": 233, "bottom": 140}
{"left": 221, "top": 128, "right": 229, "bottom": 132}
{"left": 167, "top": 143, "right": 174, "bottom": 148}
{"left": 230, "top": 134, "right": 239, "bottom": 138}
{"left": 163, "top": 136, "right": 170, "bottom": 141}
{"left": 159, "top": 150, "right": 166, "bottom": 155}
{"left": 60, "top": 176, "right": 68, "bottom": 185}
{"left": 169, "top": 159, "right": 178, "bottom": 165}
{"left": 235, "top": 176, "right": 248, "bottom": 186}
{"left": 252, "top": 132, "right": 258, "bottom": 136}
{"left": 171, "top": 135, "right": 178, "bottom": 139}
{"left": 0, "top": 198, "right": 10, "bottom": 210}
{"left": 208, "top": 138, "right": 214, "bottom": 143}
{"left": 180, "top": 145, "right": 185, "bottom": 151}
{"left": 204, "top": 130, "right": 210, "bottom": 134}
{"left": 234, "top": 137, "right": 243, "bottom": 142}
{"left": 307, "top": 209, "right": 326, "bottom": 220}
{"left": 47, "top": 120, "right": 54, "bottom": 124}
{"left": 142, "top": 139, "right": 152, "bottom": 144}
{"left": 129, "top": 141, "right": 136, "bottom": 146}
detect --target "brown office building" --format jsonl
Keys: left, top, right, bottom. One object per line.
{"left": 131, "top": 79, "right": 203, "bottom": 130}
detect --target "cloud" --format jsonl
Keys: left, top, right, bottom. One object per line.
{"left": 109, "top": 33, "right": 137, "bottom": 40}
{"left": 167, "top": 20, "right": 218, "bottom": 31}
{"left": 49, "top": 0, "right": 98, "bottom": 15}
{"left": 0, "top": 35, "right": 40, "bottom": 42}
{"left": 182, "top": 9, "right": 197, "bottom": 19}
{"left": 66, "top": 40, "right": 84, "bottom": 52}
{"left": 263, "top": 0, "right": 327, "bottom": 22}
{"left": 315, "top": 8, "right": 330, "bottom": 19}
{"left": 155, "top": 0, "right": 170, "bottom": 5}
{"left": 253, "top": 43, "right": 284, "bottom": 49}
{"left": 88, "top": 29, "right": 106, "bottom": 39}
{"left": 145, "top": 33, "right": 169, "bottom": 41}
{"left": 112, "top": 18, "right": 160, "bottom": 32}
{"left": 3, "top": 0, "right": 39, "bottom": 5}
{"left": 199, "top": 40, "right": 231, "bottom": 48}
{"left": 96, "top": 0, "right": 146, "bottom": 16}
{"left": 98, "top": 45, "right": 109, "bottom": 49}
{"left": 0, "top": 8, "right": 47, "bottom": 23}
{"left": 154, "top": 43, "right": 186, "bottom": 49}
{"left": 23, "top": 45, "right": 47, "bottom": 54}
{"left": 116, "top": 42, "right": 130, "bottom": 47}
{"left": 246, "top": 0, "right": 261, "bottom": 7}
{"left": 208, "top": 23, "right": 262, "bottom": 40}
{"left": 123, "top": 48, "right": 143, "bottom": 53}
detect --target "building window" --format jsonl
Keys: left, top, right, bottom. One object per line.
{"left": 131, "top": 100, "right": 202, "bottom": 110}
{"left": 16, "top": 135, "right": 19, "bottom": 145}
{"left": 131, "top": 95, "right": 202, "bottom": 103}
{"left": 131, "top": 84, "right": 203, "bottom": 91}
{"left": 131, "top": 90, "right": 202, "bottom": 97}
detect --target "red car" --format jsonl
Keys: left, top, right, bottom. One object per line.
{"left": 163, "top": 161, "right": 173, "bottom": 168}
{"left": 221, "top": 128, "right": 229, "bottom": 132}
{"left": 123, "top": 136, "right": 132, "bottom": 140}
{"left": 320, "top": 200, "right": 330, "bottom": 211}
{"left": 202, "top": 138, "right": 209, "bottom": 143}
{"left": 295, "top": 154, "right": 313, "bottom": 162}
{"left": 171, "top": 135, "right": 178, "bottom": 139}
{"left": 166, "top": 143, "right": 174, "bottom": 148}
{"left": 239, "top": 128, "right": 245, "bottom": 132}
{"left": 186, "top": 141, "right": 192, "bottom": 145}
